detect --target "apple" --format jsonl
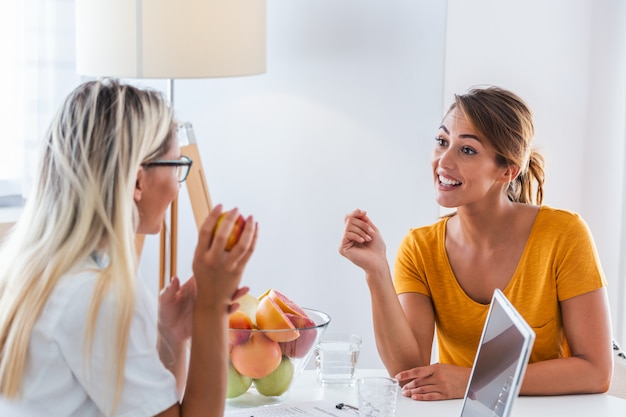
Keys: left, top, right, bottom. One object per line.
{"left": 231, "top": 332, "right": 282, "bottom": 379}
{"left": 236, "top": 293, "right": 260, "bottom": 327}
{"left": 213, "top": 212, "right": 245, "bottom": 251}
{"left": 227, "top": 361, "right": 253, "bottom": 398}
{"left": 228, "top": 310, "right": 254, "bottom": 345}
{"left": 253, "top": 356, "right": 294, "bottom": 397}
{"left": 280, "top": 313, "right": 318, "bottom": 358}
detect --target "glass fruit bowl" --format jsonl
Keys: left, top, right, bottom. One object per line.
{"left": 227, "top": 307, "right": 331, "bottom": 407}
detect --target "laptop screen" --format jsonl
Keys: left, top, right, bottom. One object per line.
{"left": 459, "top": 289, "right": 535, "bottom": 417}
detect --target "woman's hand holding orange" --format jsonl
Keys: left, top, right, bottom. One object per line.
{"left": 192, "top": 204, "right": 258, "bottom": 312}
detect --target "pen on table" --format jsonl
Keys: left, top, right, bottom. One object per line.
{"left": 336, "top": 403, "right": 359, "bottom": 411}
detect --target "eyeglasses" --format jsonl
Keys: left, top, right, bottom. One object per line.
{"left": 142, "top": 155, "right": 193, "bottom": 183}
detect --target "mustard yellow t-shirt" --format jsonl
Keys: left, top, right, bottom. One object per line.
{"left": 393, "top": 206, "right": 607, "bottom": 368}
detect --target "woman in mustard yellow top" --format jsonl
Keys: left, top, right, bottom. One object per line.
{"left": 339, "top": 86, "right": 613, "bottom": 400}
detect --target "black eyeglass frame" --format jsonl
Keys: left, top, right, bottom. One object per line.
{"left": 142, "top": 155, "right": 193, "bottom": 183}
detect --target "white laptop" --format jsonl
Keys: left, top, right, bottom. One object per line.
{"left": 459, "top": 289, "right": 536, "bottom": 417}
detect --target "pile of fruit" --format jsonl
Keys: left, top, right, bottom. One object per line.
{"left": 227, "top": 289, "right": 321, "bottom": 398}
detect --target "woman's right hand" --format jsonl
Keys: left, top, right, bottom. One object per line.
{"left": 191, "top": 204, "right": 257, "bottom": 311}
{"left": 339, "top": 208, "right": 387, "bottom": 274}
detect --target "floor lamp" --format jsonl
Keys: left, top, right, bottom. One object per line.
{"left": 75, "top": 0, "right": 266, "bottom": 289}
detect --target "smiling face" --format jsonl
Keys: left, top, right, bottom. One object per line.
{"left": 431, "top": 108, "right": 514, "bottom": 209}
{"left": 134, "top": 136, "right": 182, "bottom": 234}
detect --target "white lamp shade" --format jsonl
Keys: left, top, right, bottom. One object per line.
{"left": 75, "top": 0, "right": 266, "bottom": 78}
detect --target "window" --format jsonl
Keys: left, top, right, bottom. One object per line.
{"left": 0, "top": 0, "right": 81, "bottom": 206}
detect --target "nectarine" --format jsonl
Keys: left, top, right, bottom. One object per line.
{"left": 231, "top": 332, "right": 282, "bottom": 379}
{"left": 228, "top": 310, "right": 254, "bottom": 345}
{"left": 214, "top": 212, "right": 245, "bottom": 251}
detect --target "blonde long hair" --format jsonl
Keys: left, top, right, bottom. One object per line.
{"left": 0, "top": 79, "right": 174, "bottom": 410}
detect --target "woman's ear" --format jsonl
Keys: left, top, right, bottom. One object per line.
{"left": 134, "top": 167, "right": 144, "bottom": 202}
{"left": 502, "top": 165, "right": 521, "bottom": 183}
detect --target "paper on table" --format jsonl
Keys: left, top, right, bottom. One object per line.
{"left": 224, "top": 400, "right": 357, "bottom": 417}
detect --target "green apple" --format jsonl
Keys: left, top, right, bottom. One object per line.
{"left": 227, "top": 361, "right": 252, "bottom": 398}
{"left": 253, "top": 356, "right": 294, "bottom": 397}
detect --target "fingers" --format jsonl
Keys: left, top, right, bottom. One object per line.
{"left": 192, "top": 205, "right": 257, "bottom": 311}
{"left": 195, "top": 204, "right": 224, "bottom": 258}
{"left": 395, "top": 365, "right": 434, "bottom": 384}
{"left": 227, "top": 214, "right": 257, "bottom": 257}
{"left": 180, "top": 275, "right": 197, "bottom": 294}
{"left": 344, "top": 208, "right": 369, "bottom": 223}
{"left": 230, "top": 217, "right": 258, "bottom": 270}
{"left": 196, "top": 205, "right": 255, "bottom": 256}
{"left": 231, "top": 286, "right": 250, "bottom": 302}
{"left": 396, "top": 364, "right": 468, "bottom": 401}
{"left": 227, "top": 286, "right": 251, "bottom": 314}
{"left": 342, "top": 209, "right": 376, "bottom": 244}
{"left": 159, "top": 276, "right": 180, "bottom": 300}
{"left": 397, "top": 366, "right": 442, "bottom": 400}
{"left": 211, "top": 207, "right": 242, "bottom": 252}
{"left": 402, "top": 387, "right": 445, "bottom": 401}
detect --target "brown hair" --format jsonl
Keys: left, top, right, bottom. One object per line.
{"left": 448, "top": 86, "right": 545, "bottom": 205}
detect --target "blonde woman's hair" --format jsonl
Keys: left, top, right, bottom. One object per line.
{"left": 449, "top": 86, "right": 545, "bottom": 205}
{"left": 0, "top": 79, "right": 174, "bottom": 412}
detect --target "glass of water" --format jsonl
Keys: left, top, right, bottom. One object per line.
{"left": 314, "top": 333, "right": 362, "bottom": 386}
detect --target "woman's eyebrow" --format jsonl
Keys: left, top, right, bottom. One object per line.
{"left": 439, "top": 124, "right": 481, "bottom": 142}
{"left": 459, "top": 133, "right": 481, "bottom": 142}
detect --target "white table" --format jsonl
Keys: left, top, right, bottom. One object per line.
{"left": 227, "top": 369, "right": 626, "bottom": 417}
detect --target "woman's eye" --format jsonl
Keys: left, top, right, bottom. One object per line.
{"left": 461, "top": 146, "right": 477, "bottom": 155}
{"left": 435, "top": 137, "right": 447, "bottom": 146}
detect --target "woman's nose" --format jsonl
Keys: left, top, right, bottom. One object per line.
{"left": 435, "top": 148, "right": 455, "bottom": 169}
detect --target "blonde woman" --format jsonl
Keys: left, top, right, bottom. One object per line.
{"left": 0, "top": 79, "right": 258, "bottom": 416}
{"left": 340, "top": 86, "right": 613, "bottom": 400}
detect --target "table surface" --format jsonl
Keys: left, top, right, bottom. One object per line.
{"left": 227, "top": 368, "right": 626, "bottom": 417}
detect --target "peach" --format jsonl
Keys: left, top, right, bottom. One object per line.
{"left": 231, "top": 332, "right": 282, "bottom": 379}
{"left": 255, "top": 296, "right": 299, "bottom": 343}
{"left": 228, "top": 310, "right": 254, "bottom": 345}
{"left": 214, "top": 212, "right": 246, "bottom": 251}
{"left": 280, "top": 314, "right": 318, "bottom": 358}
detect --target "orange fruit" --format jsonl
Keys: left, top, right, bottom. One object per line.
{"left": 255, "top": 296, "right": 300, "bottom": 342}
{"left": 268, "top": 289, "right": 309, "bottom": 318}
{"left": 213, "top": 213, "right": 246, "bottom": 251}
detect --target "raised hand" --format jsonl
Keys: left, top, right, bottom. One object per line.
{"left": 192, "top": 205, "right": 258, "bottom": 311}
{"left": 159, "top": 276, "right": 197, "bottom": 344}
{"left": 339, "top": 208, "right": 387, "bottom": 273}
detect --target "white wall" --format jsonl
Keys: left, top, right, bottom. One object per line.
{"left": 138, "top": 1, "right": 448, "bottom": 369}
{"left": 444, "top": 0, "right": 626, "bottom": 342}
{"left": 136, "top": 0, "right": 626, "bottom": 372}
